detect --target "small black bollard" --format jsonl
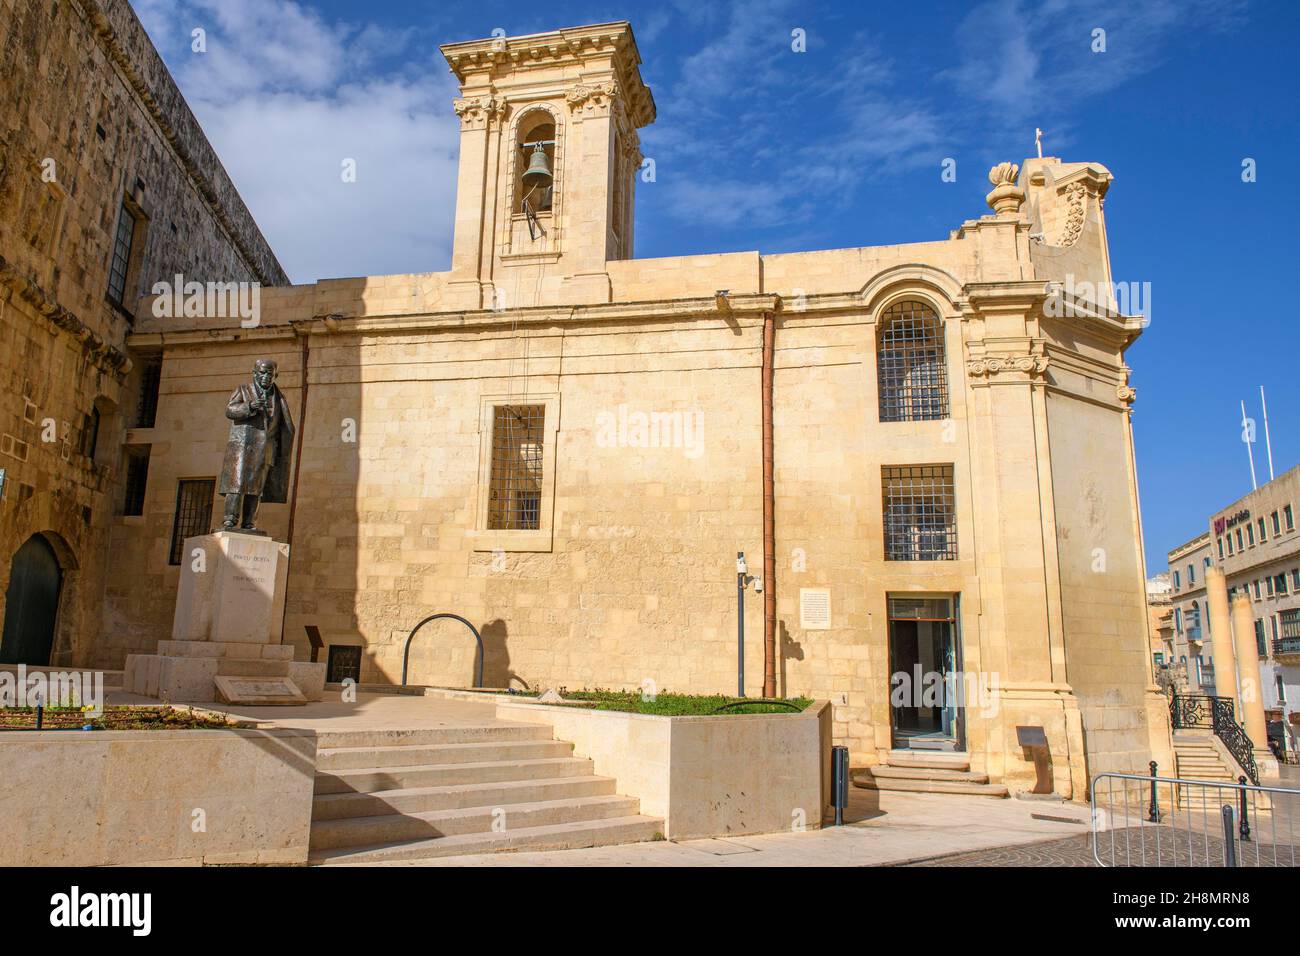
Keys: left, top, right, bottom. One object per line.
{"left": 1221, "top": 805, "right": 1238, "bottom": 867}
{"left": 34, "top": 704, "right": 43, "bottom": 731}
{"left": 831, "top": 745, "right": 849, "bottom": 826}
{"left": 1147, "top": 760, "right": 1161, "bottom": 823}
{"left": 1238, "top": 776, "right": 1251, "bottom": 842}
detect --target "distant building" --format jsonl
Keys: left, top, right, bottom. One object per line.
{"left": 1167, "top": 464, "right": 1300, "bottom": 754}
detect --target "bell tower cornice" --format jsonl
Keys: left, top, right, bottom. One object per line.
{"left": 440, "top": 21, "right": 656, "bottom": 130}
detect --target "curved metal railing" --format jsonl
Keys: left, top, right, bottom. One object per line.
{"left": 1169, "top": 692, "right": 1259, "bottom": 785}
{"left": 400, "top": 613, "right": 484, "bottom": 689}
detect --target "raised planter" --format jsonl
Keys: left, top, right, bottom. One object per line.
{"left": 0, "top": 726, "right": 317, "bottom": 866}
{"left": 492, "top": 697, "right": 832, "bottom": 841}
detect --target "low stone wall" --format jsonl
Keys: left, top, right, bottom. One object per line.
{"left": 0, "top": 727, "right": 317, "bottom": 866}
{"left": 495, "top": 699, "right": 831, "bottom": 840}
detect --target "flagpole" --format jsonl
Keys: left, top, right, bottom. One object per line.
{"left": 1261, "top": 386, "right": 1275, "bottom": 483}
{"left": 1242, "top": 399, "right": 1258, "bottom": 491}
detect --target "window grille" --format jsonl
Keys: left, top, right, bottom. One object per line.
{"left": 487, "top": 405, "right": 545, "bottom": 531}
{"left": 882, "top": 464, "right": 956, "bottom": 560}
{"left": 169, "top": 478, "right": 214, "bottom": 565}
{"left": 878, "top": 299, "right": 948, "bottom": 422}
{"left": 136, "top": 358, "right": 161, "bottom": 427}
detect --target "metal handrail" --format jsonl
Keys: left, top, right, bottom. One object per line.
{"left": 1169, "top": 692, "right": 1259, "bottom": 784}
{"left": 400, "top": 613, "right": 484, "bottom": 688}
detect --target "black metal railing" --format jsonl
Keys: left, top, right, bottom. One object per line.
{"left": 1273, "top": 636, "right": 1300, "bottom": 658}
{"left": 1169, "top": 693, "right": 1259, "bottom": 785}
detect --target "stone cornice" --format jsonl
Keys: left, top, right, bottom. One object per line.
{"left": 441, "top": 22, "right": 655, "bottom": 128}
{"left": 1, "top": 255, "right": 132, "bottom": 378}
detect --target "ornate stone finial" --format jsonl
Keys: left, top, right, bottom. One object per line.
{"left": 985, "top": 162, "right": 1025, "bottom": 215}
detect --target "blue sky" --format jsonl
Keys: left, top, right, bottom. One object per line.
{"left": 132, "top": 0, "right": 1300, "bottom": 573}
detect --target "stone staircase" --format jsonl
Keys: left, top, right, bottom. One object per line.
{"left": 308, "top": 722, "right": 662, "bottom": 864}
{"left": 1172, "top": 731, "right": 1246, "bottom": 809}
{"left": 852, "top": 750, "right": 1009, "bottom": 798}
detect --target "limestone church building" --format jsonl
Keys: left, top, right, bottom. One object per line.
{"left": 1, "top": 12, "right": 1171, "bottom": 797}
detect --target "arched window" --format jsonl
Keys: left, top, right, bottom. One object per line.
{"left": 515, "top": 114, "right": 556, "bottom": 215}
{"left": 877, "top": 298, "right": 948, "bottom": 421}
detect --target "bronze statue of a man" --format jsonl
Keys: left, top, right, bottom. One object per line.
{"left": 219, "top": 359, "right": 295, "bottom": 532}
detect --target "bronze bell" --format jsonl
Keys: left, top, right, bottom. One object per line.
{"left": 522, "top": 144, "right": 553, "bottom": 188}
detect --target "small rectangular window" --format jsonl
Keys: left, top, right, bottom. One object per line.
{"left": 1174, "top": 607, "right": 1183, "bottom": 633}
{"left": 1247, "top": 523, "right": 1255, "bottom": 546}
{"left": 1258, "top": 517, "right": 1267, "bottom": 542}
{"left": 169, "top": 478, "right": 215, "bottom": 565}
{"left": 1286, "top": 504, "right": 1295, "bottom": 531}
{"left": 326, "top": 645, "right": 363, "bottom": 684}
{"left": 1275, "top": 574, "right": 1288, "bottom": 596}
{"left": 1255, "top": 619, "right": 1266, "bottom": 657}
{"left": 882, "top": 464, "right": 957, "bottom": 561}
{"left": 1272, "top": 511, "right": 1281, "bottom": 535}
{"left": 136, "top": 357, "right": 162, "bottom": 428}
{"left": 122, "top": 447, "right": 150, "bottom": 516}
{"left": 107, "top": 201, "right": 137, "bottom": 306}
{"left": 1188, "top": 563, "right": 1195, "bottom": 585}
{"left": 1253, "top": 580, "right": 1262, "bottom": 600}
{"left": 1227, "top": 536, "right": 1235, "bottom": 556}
{"left": 1217, "top": 537, "right": 1224, "bottom": 559}
{"left": 1173, "top": 570, "right": 1181, "bottom": 589}
{"left": 487, "top": 405, "right": 545, "bottom": 531}
{"left": 1236, "top": 528, "right": 1244, "bottom": 551}
{"left": 80, "top": 407, "right": 100, "bottom": 461}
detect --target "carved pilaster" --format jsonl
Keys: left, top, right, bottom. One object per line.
{"left": 565, "top": 82, "right": 620, "bottom": 120}
{"left": 453, "top": 96, "right": 505, "bottom": 130}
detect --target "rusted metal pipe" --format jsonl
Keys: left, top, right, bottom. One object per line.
{"left": 762, "top": 310, "right": 777, "bottom": 698}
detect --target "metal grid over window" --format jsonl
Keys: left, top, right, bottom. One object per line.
{"left": 107, "top": 203, "right": 136, "bottom": 306}
{"left": 882, "top": 464, "right": 957, "bottom": 560}
{"left": 168, "top": 478, "right": 214, "bottom": 565}
{"left": 878, "top": 299, "right": 948, "bottom": 422}
{"left": 136, "top": 358, "right": 161, "bottom": 427}
{"left": 487, "top": 405, "right": 545, "bottom": 531}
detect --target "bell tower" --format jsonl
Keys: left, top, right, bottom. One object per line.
{"left": 440, "top": 22, "right": 656, "bottom": 309}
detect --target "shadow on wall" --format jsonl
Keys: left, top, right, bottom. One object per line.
{"left": 479, "top": 617, "right": 528, "bottom": 691}
{"left": 779, "top": 619, "right": 804, "bottom": 698}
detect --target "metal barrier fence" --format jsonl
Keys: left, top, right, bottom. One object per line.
{"left": 1091, "top": 769, "right": 1299, "bottom": 867}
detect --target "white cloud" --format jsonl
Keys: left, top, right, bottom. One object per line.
{"left": 134, "top": 0, "right": 460, "bottom": 284}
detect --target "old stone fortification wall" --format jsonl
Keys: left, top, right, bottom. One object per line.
{"left": 0, "top": 0, "right": 286, "bottom": 665}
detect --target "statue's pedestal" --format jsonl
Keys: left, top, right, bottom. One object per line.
{"left": 124, "top": 532, "right": 324, "bottom": 705}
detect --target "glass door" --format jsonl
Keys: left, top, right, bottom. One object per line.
{"left": 888, "top": 594, "right": 963, "bottom": 751}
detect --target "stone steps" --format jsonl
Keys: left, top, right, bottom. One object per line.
{"left": 307, "top": 721, "right": 661, "bottom": 863}
{"left": 882, "top": 750, "right": 971, "bottom": 771}
{"left": 314, "top": 755, "right": 592, "bottom": 794}
{"left": 310, "top": 815, "right": 664, "bottom": 865}
{"left": 852, "top": 767, "right": 1009, "bottom": 798}
{"left": 318, "top": 738, "right": 572, "bottom": 772}
{"left": 866, "top": 765, "right": 991, "bottom": 784}
{"left": 311, "top": 775, "right": 619, "bottom": 820}
{"left": 315, "top": 724, "right": 552, "bottom": 751}
{"left": 310, "top": 793, "right": 642, "bottom": 849}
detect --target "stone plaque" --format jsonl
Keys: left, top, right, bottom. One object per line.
{"left": 214, "top": 675, "right": 307, "bottom": 706}
{"left": 800, "top": 588, "right": 831, "bottom": 630}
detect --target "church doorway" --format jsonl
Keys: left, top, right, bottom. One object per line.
{"left": 1, "top": 534, "right": 64, "bottom": 665}
{"left": 888, "top": 594, "right": 964, "bottom": 751}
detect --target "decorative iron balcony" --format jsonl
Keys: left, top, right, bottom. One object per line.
{"left": 1273, "top": 635, "right": 1300, "bottom": 662}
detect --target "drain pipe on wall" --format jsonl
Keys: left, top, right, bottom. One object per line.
{"left": 762, "top": 309, "right": 777, "bottom": 699}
